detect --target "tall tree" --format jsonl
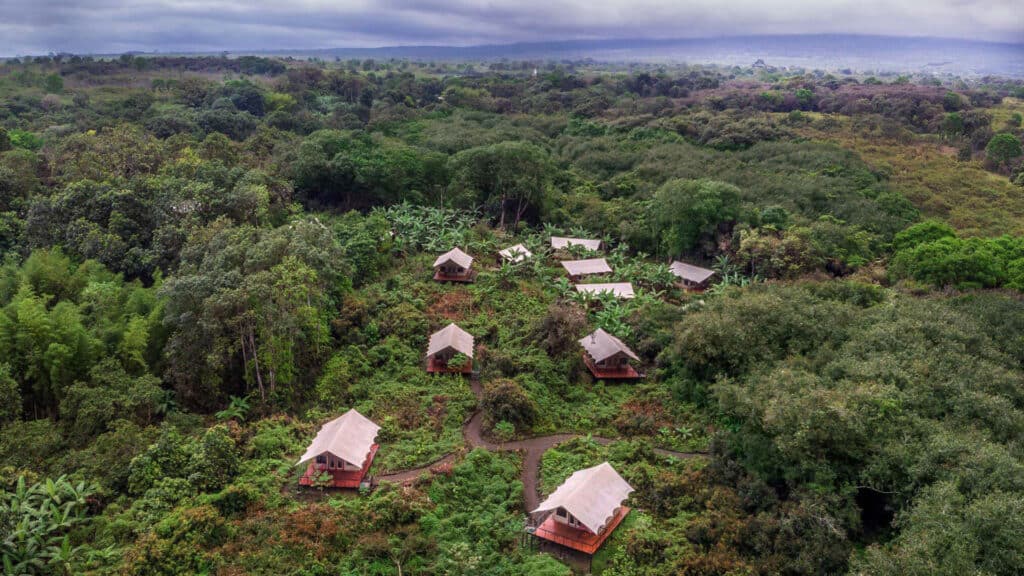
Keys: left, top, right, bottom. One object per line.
{"left": 448, "top": 141, "right": 553, "bottom": 231}
{"left": 649, "top": 178, "right": 742, "bottom": 257}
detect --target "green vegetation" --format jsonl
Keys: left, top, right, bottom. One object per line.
{"left": 1, "top": 54, "right": 1023, "bottom": 574}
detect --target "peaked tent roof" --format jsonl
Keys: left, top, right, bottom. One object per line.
{"left": 562, "top": 258, "right": 612, "bottom": 277}
{"left": 532, "top": 462, "right": 634, "bottom": 534}
{"left": 575, "top": 283, "right": 635, "bottom": 299}
{"left": 670, "top": 261, "right": 715, "bottom": 284}
{"left": 579, "top": 328, "right": 640, "bottom": 363}
{"left": 499, "top": 244, "right": 532, "bottom": 263}
{"left": 551, "top": 236, "right": 602, "bottom": 251}
{"left": 426, "top": 323, "right": 475, "bottom": 358}
{"left": 297, "top": 409, "right": 381, "bottom": 466}
{"left": 433, "top": 248, "right": 474, "bottom": 269}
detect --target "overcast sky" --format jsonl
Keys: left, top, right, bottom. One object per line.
{"left": 1, "top": 0, "right": 1022, "bottom": 56}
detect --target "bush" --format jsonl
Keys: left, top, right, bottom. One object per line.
{"left": 481, "top": 379, "right": 537, "bottom": 428}
{"left": 987, "top": 133, "right": 1023, "bottom": 168}
{"left": 892, "top": 219, "right": 957, "bottom": 252}
{"left": 186, "top": 425, "right": 239, "bottom": 492}
{"left": 0, "top": 475, "right": 96, "bottom": 575}
{"left": 493, "top": 420, "right": 515, "bottom": 441}
{"left": 0, "top": 364, "right": 20, "bottom": 424}
{"left": 127, "top": 426, "right": 190, "bottom": 495}
{"left": 891, "top": 235, "right": 1016, "bottom": 289}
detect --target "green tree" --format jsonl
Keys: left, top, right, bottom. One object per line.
{"left": 891, "top": 236, "right": 1006, "bottom": 289}
{"left": 160, "top": 220, "right": 345, "bottom": 408}
{"left": 481, "top": 379, "right": 537, "bottom": 428}
{"left": 42, "top": 73, "right": 64, "bottom": 93}
{"left": 186, "top": 425, "right": 240, "bottom": 492}
{"left": 448, "top": 141, "right": 553, "bottom": 230}
{"left": 59, "top": 358, "right": 162, "bottom": 439}
{"left": 986, "top": 133, "right": 1023, "bottom": 169}
{"left": 892, "top": 219, "right": 956, "bottom": 252}
{"left": 649, "top": 178, "right": 742, "bottom": 256}
{"left": 0, "top": 363, "right": 20, "bottom": 424}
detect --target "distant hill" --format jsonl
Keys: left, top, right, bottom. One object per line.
{"left": 256, "top": 35, "right": 1023, "bottom": 77}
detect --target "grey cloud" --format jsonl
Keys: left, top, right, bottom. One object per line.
{"left": 0, "top": 0, "right": 1021, "bottom": 56}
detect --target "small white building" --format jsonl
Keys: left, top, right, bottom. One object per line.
{"left": 580, "top": 328, "right": 639, "bottom": 371}
{"left": 498, "top": 243, "right": 533, "bottom": 264}
{"left": 575, "top": 282, "right": 635, "bottom": 299}
{"left": 433, "top": 248, "right": 474, "bottom": 282}
{"left": 297, "top": 409, "right": 381, "bottom": 487}
{"left": 426, "top": 323, "right": 475, "bottom": 373}
{"left": 550, "top": 236, "right": 602, "bottom": 252}
{"left": 669, "top": 261, "right": 715, "bottom": 289}
{"left": 531, "top": 462, "right": 634, "bottom": 554}
{"left": 562, "top": 258, "right": 612, "bottom": 281}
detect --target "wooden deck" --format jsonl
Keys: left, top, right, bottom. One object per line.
{"left": 299, "top": 444, "right": 379, "bottom": 489}
{"left": 582, "top": 354, "right": 642, "bottom": 380}
{"left": 426, "top": 357, "right": 473, "bottom": 374}
{"left": 433, "top": 270, "right": 475, "bottom": 283}
{"left": 532, "top": 506, "right": 630, "bottom": 555}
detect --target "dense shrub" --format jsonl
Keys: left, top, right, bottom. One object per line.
{"left": 481, "top": 379, "right": 538, "bottom": 429}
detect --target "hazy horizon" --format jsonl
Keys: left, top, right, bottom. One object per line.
{"left": 2, "top": 0, "right": 1022, "bottom": 57}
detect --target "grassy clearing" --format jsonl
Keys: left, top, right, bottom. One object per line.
{"left": 795, "top": 118, "right": 1024, "bottom": 236}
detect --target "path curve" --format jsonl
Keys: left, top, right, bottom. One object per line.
{"left": 374, "top": 375, "right": 708, "bottom": 513}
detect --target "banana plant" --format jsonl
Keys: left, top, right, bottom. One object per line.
{"left": 1, "top": 475, "right": 96, "bottom": 575}
{"left": 542, "top": 222, "right": 563, "bottom": 238}
{"left": 553, "top": 276, "right": 574, "bottom": 298}
{"left": 593, "top": 301, "right": 633, "bottom": 339}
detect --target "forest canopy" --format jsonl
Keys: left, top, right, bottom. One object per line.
{"left": 1, "top": 53, "right": 1023, "bottom": 575}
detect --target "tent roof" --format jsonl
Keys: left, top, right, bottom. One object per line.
{"left": 670, "top": 261, "right": 715, "bottom": 284}
{"left": 426, "top": 323, "right": 474, "bottom": 358}
{"left": 579, "top": 328, "right": 639, "bottom": 363}
{"left": 562, "top": 258, "right": 612, "bottom": 277}
{"left": 575, "top": 283, "right": 635, "bottom": 299}
{"left": 499, "top": 244, "right": 532, "bottom": 263}
{"left": 551, "top": 236, "right": 602, "bottom": 251}
{"left": 433, "top": 248, "right": 473, "bottom": 269}
{"left": 532, "top": 462, "right": 634, "bottom": 534}
{"left": 297, "top": 409, "right": 380, "bottom": 467}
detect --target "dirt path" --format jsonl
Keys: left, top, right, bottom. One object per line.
{"left": 374, "top": 374, "right": 708, "bottom": 514}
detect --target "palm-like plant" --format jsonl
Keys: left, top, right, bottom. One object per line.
{"left": 594, "top": 301, "right": 633, "bottom": 339}
{"left": 639, "top": 263, "right": 676, "bottom": 292}
{"left": 606, "top": 245, "right": 628, "bottom": 271}
{"left": 494, "top": 262, "right": 518, "bottom": 288}
{"left": 1, "top": 476, "right": 95, "bottom": 575}
{"left": 215, "top": 395, "right": 250, "bottom": 422}
{"left": 542, "top": 222, "right": 563, "bottom": 238}
{"left": 713, "top": 254, "right": 740, "bottom": 277}
{"left": 568, "top": 287, "right": 593, "bottom": 306}
{"left": 568, "top": 226, "right": 592, "bottom": 239}
{"left": 553, "top": 277, "right": 574, "bottom": 298}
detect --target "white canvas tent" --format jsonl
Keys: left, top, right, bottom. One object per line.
{"left": 499, "top": 244, "right": 533, "bottom": 263}
{"left": 574, "top": 282, "right": 635, "bottom": 299}
{"left": 426, "top": 323, "right": 475, "bottom": 358}
{"left": 579, "top": 328, "right": 640, "bottom": 364}
{"left": 297, "top": 409, "right": 381, "bottom": 468}
{"left": 550, "top": 236, "right": 602, "bottom": 251}
{"left": 532, "top": 462, "right": 634, "bottom": 534}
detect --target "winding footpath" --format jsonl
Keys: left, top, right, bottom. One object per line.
{"left": 376, "top": 377, "right": 707, "bottom": 512}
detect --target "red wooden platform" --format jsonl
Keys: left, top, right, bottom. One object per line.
{"left": 299, "top": 444, "right": 379, "bottom": 488}
{"left": 582, "top": 354, "right": 642, "bottom": 380}
{"left": 433, "top": 271, "right": 475, "bottom": 283}
{"left": 533, "top": 506, "right": 630, "bottom": 555}
{"left": 426, "top": 357, "right": 473, "bottom": 374}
